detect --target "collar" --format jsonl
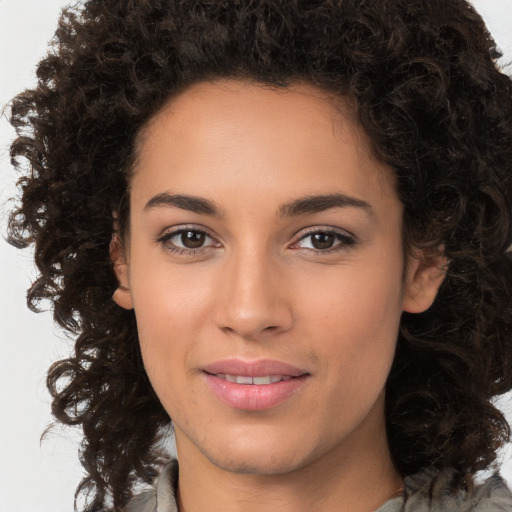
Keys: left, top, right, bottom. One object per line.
{"left": 125, "top": 460, "right": 512, "bottom": 512}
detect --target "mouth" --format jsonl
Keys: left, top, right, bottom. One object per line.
{"left": 201, "top": 359, "right": 310, "bottom": 411}
{"left": 202, "top": 358, "right": 307, "bottom": 378}
{"left": 208, "top": 373, "right": 294, "bottom": 385}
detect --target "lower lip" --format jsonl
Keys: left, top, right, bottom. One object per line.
{"left": 203, "top": 373, "right": 308, "bottom": 411}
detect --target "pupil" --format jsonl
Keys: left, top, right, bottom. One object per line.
{"left": 182, "top": 231, "right": 205, "bottom": 248}
{"left": 312, "top": 233, "right": 334, "bottom": 250}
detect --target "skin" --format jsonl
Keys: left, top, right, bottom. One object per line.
{"left": 112, "top": 79, "right": 445, "bottom": 512}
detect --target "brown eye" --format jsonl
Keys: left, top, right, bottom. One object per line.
{"left": 311, "top": 232, "right": 335, "bottom": 250}
{"left": 181, "top": 230, "right": 206, "bottom": 248}
{"left": 293, "top": 229, "right": 356, "bottom": 252}
{"left": 158, "top": 228, "right": 218, "bottom": 253}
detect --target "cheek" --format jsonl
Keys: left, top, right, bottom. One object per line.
{"left": 130, "top": 252, "right": 216, "bottom": 332}
{"left": 300, "top": 258, "right": 403, "bottom": 384}
{"left": 128, "top": 259, "right": 216, "bottom": 403}
{"left": 304, "top": 257, "right": 403, "bottom": 332}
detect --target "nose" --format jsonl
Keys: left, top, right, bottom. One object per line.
{"left": 213, "top": 248, "right": 293, "bottom": 340}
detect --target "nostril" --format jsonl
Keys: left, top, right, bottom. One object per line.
{"left": 214, "top": 292, "right": 294, "bottom": 339}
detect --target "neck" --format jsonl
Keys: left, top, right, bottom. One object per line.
{"left": 175, "top": 405, "right": 402, "bottom": 512}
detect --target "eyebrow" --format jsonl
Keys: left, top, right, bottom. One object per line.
{"left": 144, "top": 193, "right": 222, "bottom": 216}
{"left": 278, "top": 193, "right": 373, "bottom": 218}
{"left": 144, "top": 192, "right": 373, "bottom": 218}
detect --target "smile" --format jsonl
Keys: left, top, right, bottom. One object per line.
{"left": 214, "top": 374, "right": 293, "bottom": 385}
{"left": 201, "top": 358, "right": 309, "bottom": 410}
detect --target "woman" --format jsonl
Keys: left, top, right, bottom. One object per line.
{"left": 6, "top": 0, "right": 512, "bottom": 511}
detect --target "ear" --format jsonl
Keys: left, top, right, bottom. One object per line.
{"left": 109, "top": 232, "right": 133, "bottom": 310}
{"left": 402, "top": 247, "right": 448, "bottom": 314}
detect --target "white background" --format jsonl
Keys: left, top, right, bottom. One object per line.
{"left": 1, "top": 1, "right": 512, "bottom": 511}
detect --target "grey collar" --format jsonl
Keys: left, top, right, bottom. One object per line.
{"left": 126, "top": 460, "right": 512, "bottom": 512}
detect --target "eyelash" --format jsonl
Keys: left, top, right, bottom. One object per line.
{"left": 156, "top": 225, "right": 218, "bottom": 256}
{"left": 156, "top": 226, "right": 357, "bottom": 256}
{"left": 292, "top": 228, "right": 357, "bottom": 254}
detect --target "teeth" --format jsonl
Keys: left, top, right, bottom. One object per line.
{"left": 236, "top": 375, "right": 253, "bottom": 385}
{"left": 253, "top": 376, "right": 272, "bottom": 385}
{"left": 217, "top": 374, "right": 289, "bottom": 385}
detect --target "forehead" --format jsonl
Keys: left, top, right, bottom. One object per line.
{"left": 131, "top": 79, "right": 397, "bottom": 212}
{"left": 138, "top": 79, "right": 364, "bottom": 154}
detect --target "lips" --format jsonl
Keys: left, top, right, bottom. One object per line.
{"left": 215, "top": 374, "right": 293, "bottom": 385}
{"left": 202, "top": 358, "right": 307, "bottom": 378}
{"left": 202, "top": 358, "right": 309, "bottom": 411}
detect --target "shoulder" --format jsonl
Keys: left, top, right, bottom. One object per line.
{"left": 124, "top": 460, "right": 512, "bottom": 512}
{"left": 402, "top": 466, "right": 512, "bottom": 511}
{"left": 124, "top": 460, "right": 179, "bottom": 512}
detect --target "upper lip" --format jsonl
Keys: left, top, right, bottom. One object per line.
{"left": 202, "top": 358, "right": 308, "bottom": 377}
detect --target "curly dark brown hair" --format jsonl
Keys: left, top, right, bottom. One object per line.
{"left": 6, "top": 0, "right": 512, "bottom": 510}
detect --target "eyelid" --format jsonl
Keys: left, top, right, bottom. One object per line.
{"left": 156, "top": 224, "right": 222, "bottom": 254}
{"left": 156, "top": 224, "right": 215, "bottom": 240}
{"left": 155, "top": 224, "right": 357, "bottom": 255}
{"left": 290, "top": 226, "right": 357, "bottom": 252}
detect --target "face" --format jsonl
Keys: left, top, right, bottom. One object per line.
{"left": 113, "top": 79, "right": 443, "bottom": 476}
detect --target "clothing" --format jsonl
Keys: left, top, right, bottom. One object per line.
{"left": 125, "top": 459, "right": 512, "bottom": 511}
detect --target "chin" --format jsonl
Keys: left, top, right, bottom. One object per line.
{"left": 195, "top": 432, "right": 318, "bottom": 476}
{"left": 205, "top": 450, "right": 308, "bottom": 476}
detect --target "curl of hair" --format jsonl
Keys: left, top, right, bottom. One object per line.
{"left": 6, "top": 0, "right": 512, "bottom": 509}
